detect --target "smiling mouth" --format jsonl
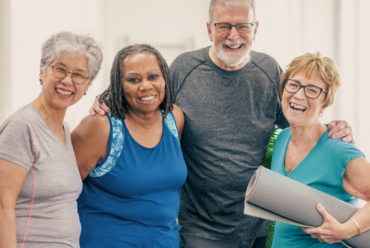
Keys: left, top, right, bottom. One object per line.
{"left": 139, "top": 95, "right": 156, "bottom": 102}
{"left": 290, "top": 102, "right": 307, "bottom": 112}
{"left": 225, "top": 44, "right": 243, "bottom": 49}
{"left": 56, "top": 88, "right": 73, "bottom": 96}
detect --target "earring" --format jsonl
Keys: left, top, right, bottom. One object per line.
{"left": 319, "top": 112, "right": 323, "bottom": 118}
{"left": 84, "top": 93, "right": 87, "bottom": 96}
{"left": 39, "top": 79, "right": 43, "bottom": 85}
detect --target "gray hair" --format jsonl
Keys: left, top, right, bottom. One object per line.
{"left": 209, "top": 0, "right": 256, "bottom": 23}
{"left": 40, "top": 31, "right": 103, "bottom": 84}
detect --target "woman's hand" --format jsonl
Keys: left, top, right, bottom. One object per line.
{"left": 89, "top": 96, "right": 111, "bottom": 116}
{"left": 328, "top": 120, "right": 354, "bottom": 145}
{"left": 302, "top": 203, "right": 349, "bottom": 244}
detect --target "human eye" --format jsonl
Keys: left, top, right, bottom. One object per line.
{"left": 149, "top": 74, "right": 159, "bottom": 80}
{"left": 217, "top": 23, "right": 230, "bottom": 30}
{"left": 72, "top": 73, "right": 85, "bottom": 80}
{"left": 308, "top": 87, "right": 319, "bottom": 94}
{"left": 288, "top": 81, "right": 299, "bottom": 88}
{"left": 55, "top": 67, "right": 66, "bottom": 73}
{"left": 127, "top": 77, "right": 139, "bottom": 83}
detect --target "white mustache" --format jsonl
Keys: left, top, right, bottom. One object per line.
{"left": 222, "top": 39, "right": 247, "bottom": 47}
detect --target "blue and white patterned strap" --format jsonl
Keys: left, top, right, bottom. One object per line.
{"left": 89, "top": 116, "right": 125, "bottom": 178}
{"left": 163, "top": 111, "right": 180, "bottom": 143}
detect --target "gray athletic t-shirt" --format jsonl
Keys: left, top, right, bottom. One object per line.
{"left": 170, "top": 47, "right": 289, "bottom": 241}
{"left": 0, "top": 105, "right": 82, "bottom": 248}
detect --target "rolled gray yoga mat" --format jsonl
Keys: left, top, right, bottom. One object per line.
{"left": 244, "top": 166, "right": 370, "bottom": 248}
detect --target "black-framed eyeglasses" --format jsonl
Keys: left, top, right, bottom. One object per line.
{"left": 49, "top": 65, "right": 90, "bottom": 85}
{"left": 212, "top": 23, "right": 255, "bottom": 34}
{"left": 284, "top": 79, "right": 328, "bottom": 99}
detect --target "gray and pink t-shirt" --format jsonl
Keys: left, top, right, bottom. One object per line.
{"left": 0, "top": 104, "right": 82, "bottom": 248}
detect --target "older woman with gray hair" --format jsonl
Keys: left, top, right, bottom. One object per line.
{"left": 0, "top": 31, "right": 103, "bottom": 248}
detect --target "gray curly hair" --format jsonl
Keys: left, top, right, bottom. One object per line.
{"left": 40, "top": 31, "right": 103, "bottom": 84}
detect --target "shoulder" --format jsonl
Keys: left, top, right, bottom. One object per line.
{"left": 167, "top": 104, "right": 184, "bottom": 138}
{"left": 172, "top": 104, "right": 184, "bottom": 125}
{"left": 170, "top": 46, "right": 209, "bottom": 71}
{"left": 276, "top": 127, "right": 291, "bottom": 143}
{"left": 72, "top": 114, "right": 110, "bottom": 142}
{"left": 322, "top": 135, "right": 364, "bottom": 160}
{"left": 250, "top": 50, "right": 280, "bottom": 69}
{"left": 1, "top": 105, "right": 39, "bottom": 134}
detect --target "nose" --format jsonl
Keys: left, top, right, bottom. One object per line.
{"left": 140, "top": 79, "right": 153, "bottom": 91}
{"left": 227, "top": 25, "right": 240, "bottom": 41}
{"left": 61, "top": 72, "right": 74, "bottom": 85}
{"left": 294, "top": 86, "right": 306, "bottom": 99}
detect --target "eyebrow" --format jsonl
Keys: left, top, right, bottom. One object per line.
{"left": 54, "top": 62, "right": 88, "bottom": 74}
{"left": 292, "top": 79, "right": 322, "bottom": 87}
{"left": 125, "top": 68, "right": 160, "bottom": 75}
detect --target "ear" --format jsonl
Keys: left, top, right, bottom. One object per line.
{"left": 207, "top": 22, "right": 213, "bottom": 42}
{"left": 252, "top": 21, "right": 259, "bottom": 41}
{"left": 39, "top": 64, "right": 45, "bottom": 82}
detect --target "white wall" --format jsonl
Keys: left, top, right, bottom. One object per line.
{"left": 1, "top": 0, "right": 370, "bottom": 156}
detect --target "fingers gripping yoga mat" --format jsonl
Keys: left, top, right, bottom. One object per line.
{"left": 244, "top": 166, "right": 370, "bottom": 248}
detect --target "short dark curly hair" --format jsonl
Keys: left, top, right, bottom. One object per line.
{"left": 99, "top": 44, "right": 173, "bottom": 119}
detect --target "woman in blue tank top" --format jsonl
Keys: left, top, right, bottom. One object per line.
{"left": 270, "top": 53, "right": 370, "bottom": 247}
{"left": 72, "top": 44, "right": 187, "bottom": 248}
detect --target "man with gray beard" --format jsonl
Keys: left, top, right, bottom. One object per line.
{"left": 169, "top": 0, "right": 353, "bottom": 247}
{"left": 90, "top": 0, "right": 353, "bottom": 247}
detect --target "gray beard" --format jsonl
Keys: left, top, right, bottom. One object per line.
{"left": 214, "top": 42, "right": 249, "bottom": 67}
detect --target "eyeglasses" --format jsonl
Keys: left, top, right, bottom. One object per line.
{"left": 213, "top": 23, "right": 255, "bottom": 34}
{"left": 284, "top": 79, "right": 327, "bottom": 99}
{"left": 49, "top": 65, "right": 89, "bottom": 85}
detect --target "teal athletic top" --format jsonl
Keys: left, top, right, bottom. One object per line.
{"left": 78, "top": 111, "right": 187, "bottom": 248}
{"left": 271, "top": 128, "right": 364, "bottom": 248}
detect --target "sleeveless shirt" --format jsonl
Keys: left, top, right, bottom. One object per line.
{"left": 78, "top": 111, "right": 187, "bottom": 247}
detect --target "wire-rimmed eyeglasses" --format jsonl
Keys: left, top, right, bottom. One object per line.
{"left": 284, "top": 79, "right": 327, "bottom": 99}
{"left": 49, "top": 65, "right": 90, "bottom": 85}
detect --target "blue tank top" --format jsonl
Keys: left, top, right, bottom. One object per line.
{"left": 270, "top": 128, "right": 364, "bottom": 248}
{"left": 78, "top": 111, "right": 187, "bottom": 248}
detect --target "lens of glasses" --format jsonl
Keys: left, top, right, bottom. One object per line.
{"left": 51, "top": 66, "right": 88, "bottom": 85}
{"left": 72, "top": 73, "right": 88, "bottom": 85}
{"left": 285, "top": 80, "right": 321, "bottom": 99}
{"left": 52, "top": 66, "right": 67, "bottom": 79}
{"left": 215, "top": 23, "right": 252, "bottom": 34}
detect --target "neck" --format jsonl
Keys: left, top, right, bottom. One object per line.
{"left": 290, "top": 122, "right": 327, "bottom": 147}
{"left": 31, "top": 94, "right": 66, "bottom": 127}
{"left": 125, "top": 108, "right": 162, "bottom": 129}
{"left": 209, "top": 46, "right": 250, "bottom": 71}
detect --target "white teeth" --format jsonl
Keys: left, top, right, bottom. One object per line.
{"left": 227, "top": 45, "right": 242, "bottom": 49}
{"left": 140, "top": 96, "right": 155, "bottom": 101}
{"left": 56, "top": 88, "right": 73, "bottom": 96}
{"left": 290, "top": 103, "right": 307, "bottom": 110}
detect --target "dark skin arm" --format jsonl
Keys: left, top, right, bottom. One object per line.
{"left": 71, "top": 115, "right": 110, "bottom": 180}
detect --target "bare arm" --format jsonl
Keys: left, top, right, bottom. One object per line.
{"left": 0, "top": 159, "right": 28, "bottom": 248}
{"left": 71, "top": 115, "right": 110, "bottom": 180}
{"left": 302, "top": 157, "right": 370, "bottom": 243}
{"left": 172, "top": 104, "right": 185, "bottom": 141}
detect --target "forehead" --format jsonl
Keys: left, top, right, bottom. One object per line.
{"left": 55, "top": 53, "right": 89, "bottom": 71}
{"left": 122, "top": 53, "right": 160, "bottom": 72}
{"left": 212, "top": 2, "right": 254, "bottom": 23}
{"left": 291, "top": 72, "right": 327, "bottom": 88}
